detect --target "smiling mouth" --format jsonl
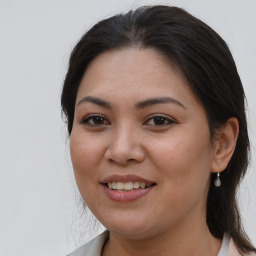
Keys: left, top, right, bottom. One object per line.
{"left": 105, "top": 181, "right": 156, "bottom": 191}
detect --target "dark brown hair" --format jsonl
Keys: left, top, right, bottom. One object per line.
{"left": 61, "top": 5, "right": 255, "bottom": 254}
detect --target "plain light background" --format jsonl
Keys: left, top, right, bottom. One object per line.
{"left": 0, "top": 0, "right": 255, "bottom": 255}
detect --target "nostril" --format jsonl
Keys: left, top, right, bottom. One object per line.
{"left": 105, "top": 145, "right": 146, "bottom": 165}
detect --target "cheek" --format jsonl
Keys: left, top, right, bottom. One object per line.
{"left": 147, "top": 135, "right": 212, "bottom": 222}
{"left": 70, "top": 132, "right": 103, "bottom": 172}
{"left": 69, "top": 131, "right": 106, "bottom": 199}
{"left": 69, "top": 132, "right": 105, "bottom": 210}
{"left": 147, "top": 128, "right": 212, "bottom": 192}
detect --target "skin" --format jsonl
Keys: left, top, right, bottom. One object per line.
{"left": 70, "top": 48, "right": 239, "bottom": 256}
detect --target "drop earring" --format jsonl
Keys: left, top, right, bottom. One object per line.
{"left": 214, "top": 172, "right": 221, "bottom": 187}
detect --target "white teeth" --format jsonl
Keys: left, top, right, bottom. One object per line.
{"left": 107, "top": 181, "right": 153, "bottom": 191}
{"left": 140, "top": 182, "right": 146, "bottom": 188}
{"left": 134, "top": 181, "right": 140, "bottom": 189}
{"left": 124, "top": 181, "right": 133, "bottom": 191}
{"left": 116, "top": 182, "right": 125, "bottom": 190}
{"left": 112, "top": 182, "right": 117, "bottom": 189}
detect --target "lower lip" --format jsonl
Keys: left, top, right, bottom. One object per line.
{"left": 102, "top": 185, "right": 155, "bottom": 202}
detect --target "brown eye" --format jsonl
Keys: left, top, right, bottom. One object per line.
{"left": 82, "top": 115, "right": 110, "bottom": 126}
{"left": 145, "top": 115, "right": 175, "bottom": 126}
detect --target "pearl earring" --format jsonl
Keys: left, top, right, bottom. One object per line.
{"left": 214, "top": 172, "right": 221, "bottom": 187}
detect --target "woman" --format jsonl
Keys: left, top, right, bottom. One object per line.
{"left": 61, "top": 5, "right": 256, "bottom": 256}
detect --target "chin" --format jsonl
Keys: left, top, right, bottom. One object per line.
{"left": 106, "top": 217, "right": 145, "bottom": 231}
{"left": 99, "top": 215, "right": 158, "bottom": 239}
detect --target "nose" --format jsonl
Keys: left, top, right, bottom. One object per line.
{"left": 104, "top": 124, "right": 146, "bottom": 165}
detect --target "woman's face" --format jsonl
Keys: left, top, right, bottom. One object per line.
{"left": 70, "top": 48, "right": 217, "bottom": 239}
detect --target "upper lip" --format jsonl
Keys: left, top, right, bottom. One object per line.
{"left": 101, "top": 174, "right": 156, "bottom": 184}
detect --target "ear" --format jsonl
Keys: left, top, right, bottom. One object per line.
{"left": 211, "top": 117, "right": 239, "bottom": 173}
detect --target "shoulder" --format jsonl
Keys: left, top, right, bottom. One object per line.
{"left": 66, "top": 231, "right": 109, "bottom": 256}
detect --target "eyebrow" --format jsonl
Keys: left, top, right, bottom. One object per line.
{"left": 135, "top": 97, "right": 186, "bottom": 110}
{"left": 77, "top": 96, "right": 112, "bottom": 109}
{"left": 77, "top": 96, "right": 186, "bottom": 110}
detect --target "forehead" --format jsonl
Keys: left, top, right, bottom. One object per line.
{"left": 76, "top": 48, "right": 198, "bottom": 108}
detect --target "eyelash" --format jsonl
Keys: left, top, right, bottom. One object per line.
{"left": 81, "top": 114, "right": 176, "bottom": 127}
{"left": 81, "top": 114, "right": 110, "bottom": 126}
{"left": 144, "top": 114, "right": 176, "bottom": 127}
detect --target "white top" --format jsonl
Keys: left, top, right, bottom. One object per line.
{"left": 67, "top": 231, "right": 109, "bottom": 256}
{"left": 218, "top": 233, "right": 230, "bottom": 256}
{"left": 66, "top": 231, "right": 249, "bottom": 256}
